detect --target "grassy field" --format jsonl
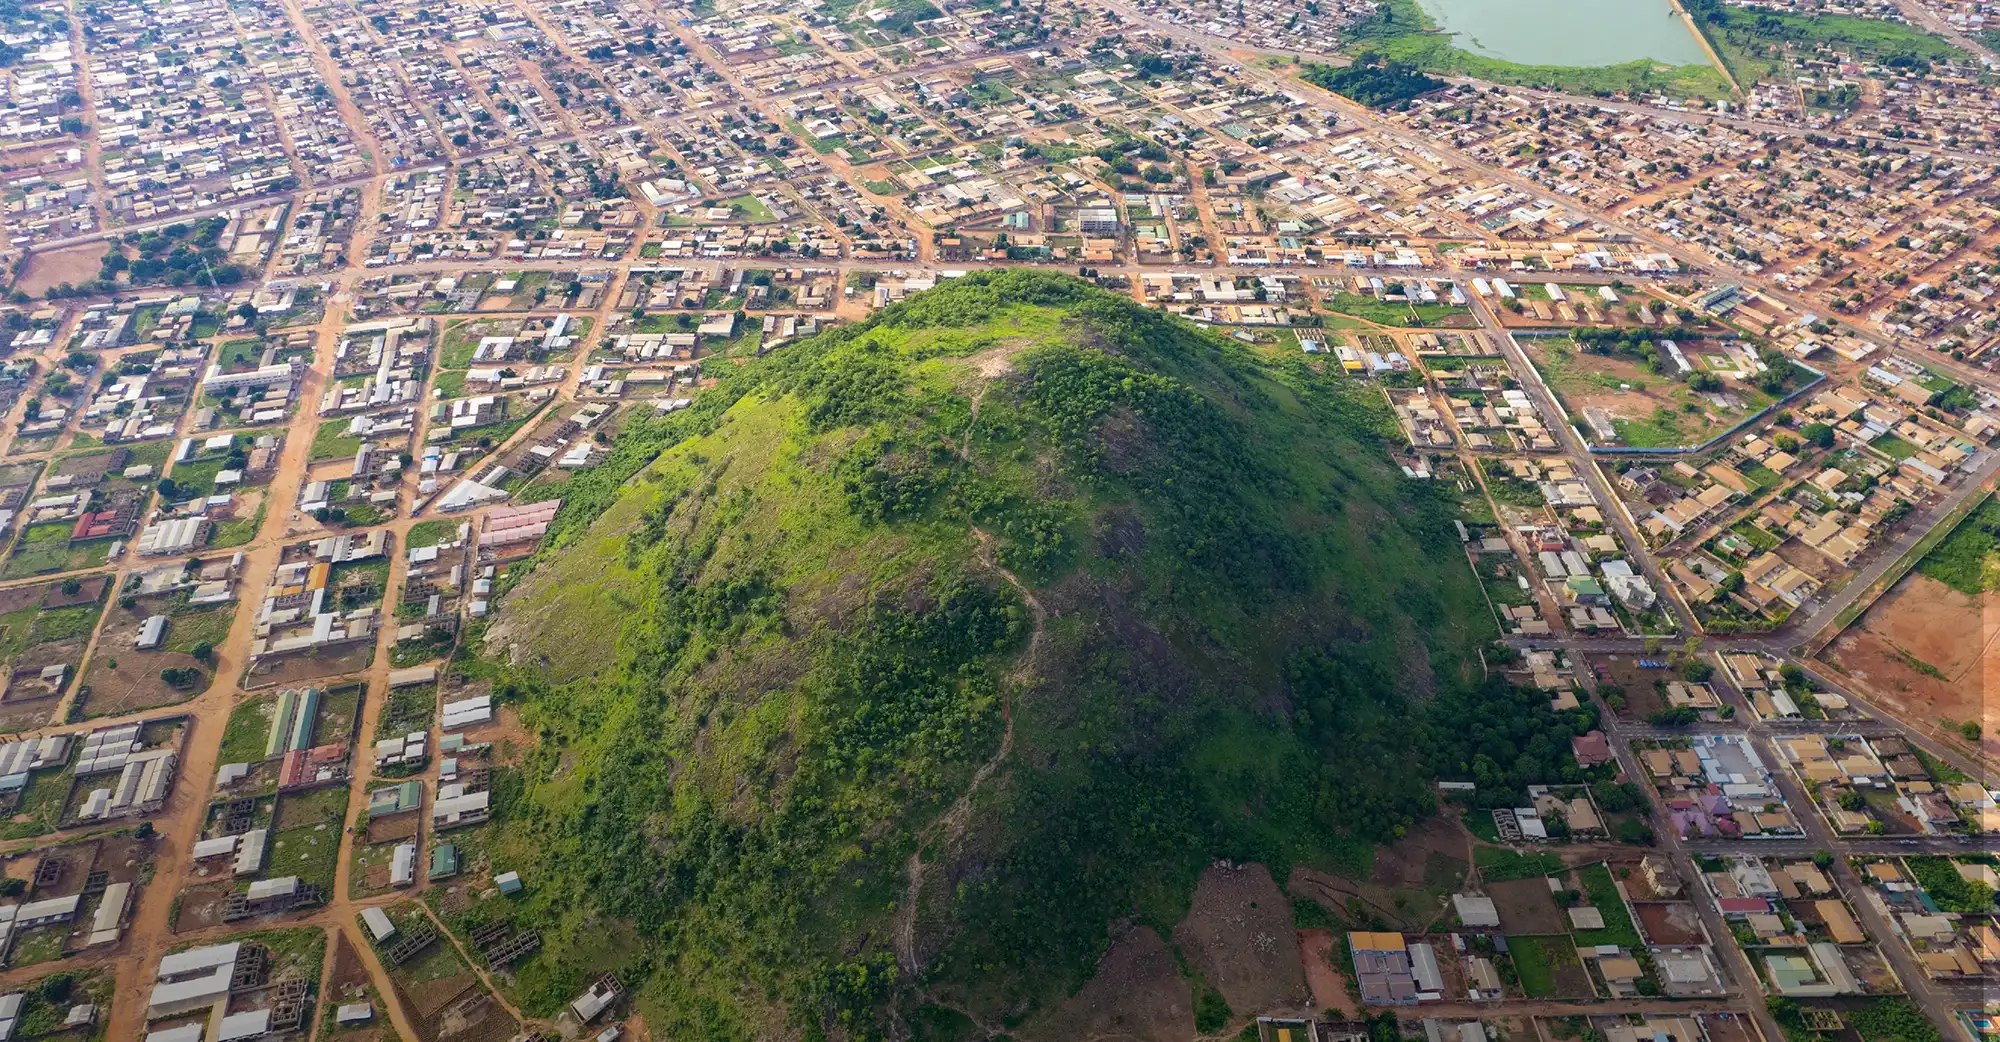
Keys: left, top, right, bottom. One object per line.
{"left": 212, "top": 501, "right": 265, "bottom": 548}
{"left": 1507, "top": 934, "right": 1571, "bottom": 997}
{"left": 310, "top": 419, "right": 363, "bottom": 463}
{"left": 1915, "top": 495, "right": 2000, "bottom": 596}
{"left": 219, "top": 694, "right": 275, "bottom": 766}
{"left": 1323, "top": 291, "right": 1467, "bottom": 328}
{"left": 1569, "top": 863, "right": 1644, "bottom": 948}
{"left": 405, "top": 520, "right": 458, "bottom": 549}
{"left": 1477, "top": 846, "right": 1565, "bottom": 882}
{"left": 1523, "top": 336, "right": 1771, "bottom": 450}
{"left": 2, "top": 523, "right": 112, "bottom": 578}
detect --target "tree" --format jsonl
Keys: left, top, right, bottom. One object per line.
{"left": 37, "top": 972, "right": 72, "bottom": 1002}
{"left": 0, "top": 878, "right": 23, "bottom": 897}
{"left": 1800, "top": 422, "right": 1835, "bottom": 448}
{"left": 190, "top": 641, "right": 214, "bottom": 664}
{"left": 1193, "top": 989, "right": 1230, "bottom": 1033}
{"left": 1959, "top": 721, "right": 1982, "bottom": 742}
{"left": 59, "top": 578, "right": 80, "bottom": 596}
{"left": 1812, "top": 849, "right": 1834, "bottom": 869}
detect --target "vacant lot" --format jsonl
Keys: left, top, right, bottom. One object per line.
{"left": 1490, "top": 876, "right": 1566, "bottom": 935}
{"left": 1824, "top": 571, "right": 1996, "bottom": 755}
{"left": 1522, "top": 337, "right": 1766, "bottom": 450}
{"left": 1019, "top": 926, "right": 1193, "bottom": 1042}
{"left": 1635, "top": 901, "right": 1706, "bottom": 945}
{"left": 15, "top": 242, "right": 111, "bottom": 297}
{"left": 1507, "top": 934, "right": 1592, "bottom": 998}
{"left": 80, "top": 598, "right": 233, "bottom": 716}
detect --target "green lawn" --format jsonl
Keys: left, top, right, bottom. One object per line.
{"left": 167, "top": 458, "right": 227, "bottom": 500}
{"left": 164, "top": 605, "right": 233, "bottom": 655}
{"left": 724, "top": 194, "right": 778, "bottom": 223}
{"left": 1871, "top": 434, "right": 1920, "bottom": 460}
{"left": 219, "top": 338, "right": 264, "bottom": 369}
{"left": 1916, "top": 495, "right": 2000, "bottom": 595}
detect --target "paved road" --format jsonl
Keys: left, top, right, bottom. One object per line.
{"left": 1467, "top": 288, "right": 1696, "bottom": 636}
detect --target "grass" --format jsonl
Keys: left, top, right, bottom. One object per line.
{"left": 1693, "top": 1, "right": 1961, "bottom": 80}
{"left": 2, "top": 523, "right": 108, "bottom": 578}
{"left": 310, "top": 418, "right": 362, "bottom": 463}
{"left": 1477, "top": 846, "right": 1564, "bottom": 882}
{"left": 1568, "top": 863, "right": 1644, "bottom": 948}
{"left": 724, "top": 194, "right": 777, "bottom": 223}
{"left": 31, "top": 601, "right": 104, "bottom": 644}
{"left": 1462, "top": 808, "right": 1501, "bottom": 843}
{"left": 163, "top": 605, "right": 233, "bottom": 654}
{"left": 219, "top": 694, "right": 275, "bottom": 765}
{"left": 0, "top": 770, "right": 70, "bottom": 839}
{"left": 8, "top": 925, "right": 66, "bottom": 966}
{"left": 1915, "top": 494, "right": 2000, "bottom": 596}
{"left": 167, "top": 457, "right": 227, "bottom": 499}
{"left": 1871, "top": 434, "right": 1920, "bottom": 460}
{"left": 1507, "top": 934, "right": 1570, "bottom": 997}
{"left": 1824, "top": 489, "right": 1991, "bottom": 637}
{"left": 406, "top": 519, "right": 457, "bottom": 549}
{"left": 211, "top": 501, "right": 265, "bottom": 548}
{"left": 219, "top": 338, "right": 263, "bottom": 369}
{"left": 1323, "top": 291, "right": 1466, "bottom": 327}
{"left": 1731, "top": 520, "right": 1783, "bottom": 552}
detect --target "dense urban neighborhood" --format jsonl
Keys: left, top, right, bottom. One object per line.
{"left": 0, "top": 0, "right": 1990, "bottom": 1037}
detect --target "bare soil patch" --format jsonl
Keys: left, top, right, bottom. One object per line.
{"left": 1825, "top": 572, "right": 1997, "bottom": 750}
{"left": 0, "top": 697, "right": 54, "bottom": 731}
{"left": 1489, "top": 877, "right": 1565, "bottom": 935}
{"left": 326, "top": 932, "right": 390, "bottom": 1041}
{"left": 15, "top": 242, "right": 110, "bottom": 298}
{"left": 1634, "top": 901, "right": 1704, "bottom": 945}
{"left": 1172, "top": 863, "right": 1308, "bottom": 1016}
{"left": 1021, "top": 925, "right": 1194, "bottom": 1042}
{"left": 1701, "top": 1013, "right": 1759, "bottom": 1042}
{"left": 81, "top": 604, "right": 212, "bottom": 716}
{"left": 172, "top": 881, "right": 231, "bottom": 933}
{"left": 1298, "top": 928, "right": 1357, "bottom": 1017}
{"left": 1371, "top": 815, "right": 1468, "bottom": 890}
{"left": 1586, "top": 653, "right": 1678, "bottom": 720}
{"left": 245, "top": 643, "right": 376, "bottom": 689}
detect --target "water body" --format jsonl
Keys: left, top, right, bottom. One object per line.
{"left": 1409, "top": 0, "right": 1711, "bottom": 68}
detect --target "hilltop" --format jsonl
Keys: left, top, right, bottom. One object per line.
{"left": 474, "top": 271, "right": 1565, "bottom": 1037}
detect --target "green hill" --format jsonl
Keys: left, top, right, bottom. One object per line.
{"left": 471, "top": 271, "right": 1572, "bottom": 1037}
